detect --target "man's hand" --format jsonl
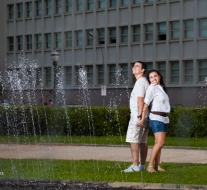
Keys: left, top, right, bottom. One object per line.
{"left": 137, "top": 118, "right": 144, "bottom": 127}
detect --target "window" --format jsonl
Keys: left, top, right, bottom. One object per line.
{"left": 86, "top": 66, "right": 93, "bottom": 85}
{"left": 119, "top": 64, "right": 128, "bottom": 85}
{"left": 45, "top": 33, "right": 51, "bottom": 48}
{"left": 146, "top": 0, "right": 154, "bottom": 3}
{"left": 109, "top": 28, "right": 116, "bottom": 43}
{"left": 158, "top": 22, "right": 166, "bottom": 41}
{"left": 77, "top": 0, "right": 83, "bottom": 11}
{"left": 76, "top": 31, "right": 83, "bottom": 46}
{"left": 8, "top": 37, "right": 14, "bottom": 51}
{"left": 87, "top": 30, "right": 93, "bottom": 46}
{"left": 26, "top": 35, "right": 32, "bottom": 50}
{"left": 121, "top": 27, "right": 128, "bottom": 43}
{"left": 199, "top": 18, "right": 207, "bottom": 38}
{"left": 170, "top": 61, "right": 179, "bottom": 83}
{"left": 55, "top": 0, "right": 62, "bottom": 14}
{"left": 109, "top": 65, "right": 116, "bottom": 85}
{"left": 158, "top": 0, "right": 165, "bottom": 2}
{"left": 36, "top": 68, "right": 42, "bottom": 87}
{"left": 98, "top": 29, "right": 105, "bottom": 44}
{"left": 184, "top": 61, "right": 193, "bottom": 83}
{"left": 8, "top": 5, "right": 14, "bottom": 19}
{"left": 26, "top": 2, "right": 32, "bottom": 18}
{"left": 97, "top": 65, "right": 104, "bottom": 84}
{"left": 66, "top": 31, "right": 72, "bottom": 47}
{"left": 75, "top": 66, "right": 82, "bottom": 85}
{"left": 184, "top": 20, "right": 194, "bottom": 38}
{"left": 109, "top": 0, "right": 116, "bottom": 7}
{"left": 36, "top": 1, "right": 42, "bottom": 16}
{"left": 66, "top": 0, "right": 72, "bottom": 13}
{"left": 87, "top": 0, "right": 94, "bottom": 10}
{"left": 157, "top": 62, "right": 166, "bottom": 82}
{"left": 171, "top": 21, "right": 180, "bottom": 40}
{"left": 45, "top": 0, "right": 52, "bottom": 15}
{"left": 134, "top": 0, "right": 141, "bottom": 4}
{"left": 36, "top": 34, "right": 42, "bottom": 49}
{"left": 145, "top": 24, "right": 153, "bottom": 41}
{"left": 17, "top": 3, "right": 23, "bottom": 19}
{"left": 45, "top": 67, "right": 51, "bottom": 86}
{"left": 17, "top": 36, "right": 23, "bottom": 50}
{"left": 55, "top": 33, "right": 62, "bottom": 48}
{"left": 145, "top": 62, "right": 153, "bottom": 73}
{"left": 65, "top": 66, "right": 72, "bottom": 85}
{"left": 133, "top": 25, "right": 140, "bottom": 42}
{"left": 121, "top": 0, "right": 128, "bottom": 6}
{"left": 199, "top": 60, "right": 207, "bottom": 82}
{"left": 98, "top": 0, "right": 105, "bottom": 9}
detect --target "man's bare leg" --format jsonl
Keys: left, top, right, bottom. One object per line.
{"left": 140, "top": 143, "right": 148, "bottom": 166}
{"left": 130, "top": 143, "right": 139, "bottom": 166}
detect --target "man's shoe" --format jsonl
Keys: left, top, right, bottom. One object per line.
{"left": 122, "top": 165, "right": 140, "bottom": 173}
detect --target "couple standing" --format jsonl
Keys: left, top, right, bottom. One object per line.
{"left": 123, "top": 61, "right": 170, "bottom": 173}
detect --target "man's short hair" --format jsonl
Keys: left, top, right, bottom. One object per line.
{"left": 136, "top": 61, "right": 147, "bottom": 74}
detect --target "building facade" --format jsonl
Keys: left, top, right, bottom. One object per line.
{"left": 0, "top": 0, "right": 207, "bottom": 107}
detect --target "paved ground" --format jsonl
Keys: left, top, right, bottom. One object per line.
{"left": 0, "top": 143, "right": 206, "bottom": 163}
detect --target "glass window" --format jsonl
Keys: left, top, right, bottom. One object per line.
{"left": 17, "top": 3, "right": 23, "bottom": 19}
{"left": 170, "top": 61, "right": 179, "bottom": 83}
{"left": 184, "top": 20, "right": 194, "bottom": 39}
{"left": 109, "top": 64, "right": 116, "bottom": 85}
{"left": 26, "top": 35, "right": 32, "bottom": 50}
{"left": 199, "top": 18, "right": 207, "bottom": 38}
{"left": 98, "top": 0, "right": 105, "bottom": 9}
{"left": 45, "top": 67, "right": 51, "bottom": 86}
{"left": 8, "top": 5, "right": 14, "bottom": 19}
{"left": 8, "top": 37, "right": 14, "bottom": 51}
{"left": 199, "top": 60, "right": 207, "bottom": 82}
{"left": 133, "top": 25, "right": 140, "bottom": 42}
{"left": 109, "top": 28, "right": 116, "bottom": 43}
{"left": 45, "top": 33, "right": 51, "bottom": 48}
{"left": 134, "top": 0, "right": 141, "bottom": 4}
{"left": 55, "top": 33, "right": 62, "bottom": 48}
{"left": 36, "top": 1, "right": 42, "bottom": 16}
{"left": 122, "top": 0, "right": 128, "bottom": 6}
{"left": 145, "top": 62, "right": 153, "bottom": 73}
{"left": 75, "top": 66, "right": 82, "bottom": 86}
{"left": 87, "top": 30, "right": 93, "bottom": 46}
{"left": 26, "top": 2, "right": 32, "bottom": 18}
{"left": 76, "top": 31, "right": 83, "bottom": 46}
{"left": 66, "top": 31, "right": 72, "bottom": 47}
{"left": 55, "top": 0, "right": 62, "bottom": 14}
{"left": 158, "top": 22, "right": 166, "bottom": 41}
{"left": 65, "top": 66, "right": 72, "bottom": 85}
{"left": 171, "top": 21, "right": 180, "bottom": 40}
{"left": 45, "top": 0, "right": 52, "bottom": 15}
{"left": 145, "top": 24, "right": 153, "bottom": 41}
{"left": 146, "top": 0, "right": 154, "bottom": 3}
{"left": 36, "top": 34, "right": 42, "bottom": 49}
{"left": 109, "top": 0, "right": 116, "bottom": 7}
{"left": 87, "top": 0, "right": 94, "bottom": 10}
{"left": 184, "top": 61, "right": 193, "bottom": 83}
{"left": 66, "top": 0, "right": 72, "bottom": 13}
{"left": 157, "top": 62, "right": 166, "bottom": 82}
{"left": 17, "top": 36, "right": 23, "bottom": 50}
{"left": 98, "top": 29, "right": 105, "bottom": 44}
{"left": 86, "top": 66, "right": 93, "bottom": 85}
{"left": 77, "top": 0, "right": 83, "bottom": 11}
{"left": 121, "top": 27, "right": 128, "bottom": 43}
{"left": 97, "top": 65, "right": 104, "bottom": 84}
{"left": 119, "top": 64, "right": 128, "bottom": 85}
{"left": 36, "top": 68, "right": 42, "bottom": 87}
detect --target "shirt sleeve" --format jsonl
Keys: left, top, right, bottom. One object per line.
{"left": 144, "top": 85, "right": 154, "bottom": 106}
{"left": 136, "top": 78, "right": 146, "bottom": 97}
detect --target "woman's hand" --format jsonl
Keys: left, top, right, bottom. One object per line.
{"left": 137, "top": 118, "right": 145, "bottom": 127}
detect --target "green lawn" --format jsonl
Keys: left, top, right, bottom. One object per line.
{"left": 0, "top": 159, "right": 206, "bottom": 185}
{"left": 0, "top": 135, "right": 207, "bottom": 149}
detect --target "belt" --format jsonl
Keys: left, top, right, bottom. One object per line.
{"left": 151, "top": 111, "right": 168, "bottom": 117}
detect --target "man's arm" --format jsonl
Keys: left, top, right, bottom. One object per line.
{"left": 137, "top": 97, "right": 144, "bottom": 118}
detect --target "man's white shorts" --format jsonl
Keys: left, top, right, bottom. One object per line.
{"left": 126, "top": 117, "right": 149, "bottom": 143}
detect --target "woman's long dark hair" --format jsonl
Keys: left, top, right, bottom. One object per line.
{"left": 147, "top": 69, "right": 168, "bottom": 94}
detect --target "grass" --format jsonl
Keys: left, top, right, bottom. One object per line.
{"left": 0, "top": 159, "right": 206, "bottom": 185}
{"left": 0, "top": 135, "right": 207, "bottom": 149}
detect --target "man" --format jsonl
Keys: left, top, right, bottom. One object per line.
{"left": 123, "top": 61, "right": 149, "bottom": 172}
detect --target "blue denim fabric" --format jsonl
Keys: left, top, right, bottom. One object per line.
{"left": 149, "top": 119, "right": 168, "bottom": 133}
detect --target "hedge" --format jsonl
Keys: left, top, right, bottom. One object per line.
{"left": 0, "top": 105, "right": 206, "bottom": 138}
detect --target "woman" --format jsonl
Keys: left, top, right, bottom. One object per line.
{"left": 138, "top": 70, "right": 170, "bottom": 172}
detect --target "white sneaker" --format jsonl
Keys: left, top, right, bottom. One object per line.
{"left": 122, "top": 165, "right": 140, "bottom": 173}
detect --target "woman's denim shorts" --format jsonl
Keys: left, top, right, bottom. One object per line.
{"left": 149, "top": 120, "right": 168, "bottom": 133}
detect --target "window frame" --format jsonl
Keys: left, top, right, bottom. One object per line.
{"left": 66, "top": 0, "right": 72, "bottom": 13}
{"left": 184, "top": 19, "right": 194, "bottom": 39}
{"left": 8, "top": 5, "right": 14, "bottom": 19}
{"left": 145, "top": 23, "right": 153, "bottom": 41}
{"left": 36, "top": 34, "right": 42, "bottom": 50}
{"left": 157, "top": 22, "right": 166, "bottom": 41}
{"left": 45, "top": 33, "right": 52, "bottom": 49}
{"left": 17, "top": 3, "right": 23, "bottom": 19}
{"left": 199, "top": 18, "right": 207, "bottom": 38}
{"left": 120, "top": 27, "right": 128, "bottom": 43}
{"left": 26, "top": 2, "right": 32, "bottom": 18}
{"left": 109, "top": 28, "right": 116, "bottom": 44}
{"left": 17, "top": 36, "right": 23, "bottom": 51}
{"left": 65, "top": 31, "right": 72, "bottom": 47}
{"left": 26, "top": 35, "right": 32, "bottom": 50}
{"left": 133, "top": 25, "right": 140, "bottom": 42}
